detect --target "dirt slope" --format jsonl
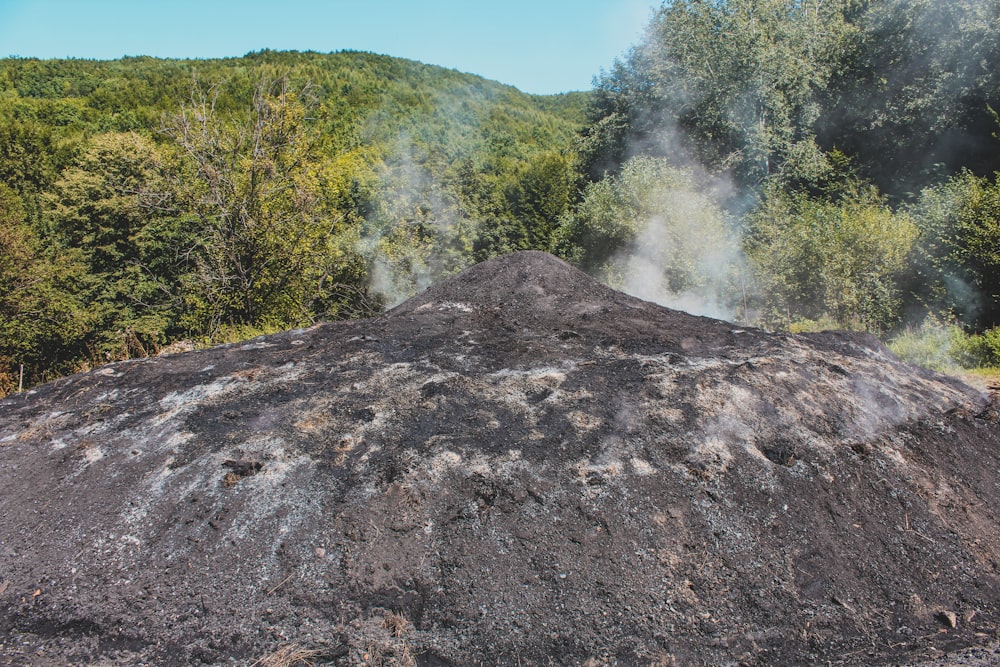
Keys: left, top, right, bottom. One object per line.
{"left": 1, "top": 251, "right": 998, "bottom": 666}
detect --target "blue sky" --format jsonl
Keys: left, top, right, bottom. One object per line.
{"left": 0, "top": 1, "right": 660, "bottom": 94}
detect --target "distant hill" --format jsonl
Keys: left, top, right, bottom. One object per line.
{"left": 0, "top": 50, "right": 589, "bottom": 139}
{"left": 0, "top": 51, "right": 591, "bottom": 392}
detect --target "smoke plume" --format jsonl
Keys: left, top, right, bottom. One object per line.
{"left": 359, "top": 135, "right": 473, "bottom": 309}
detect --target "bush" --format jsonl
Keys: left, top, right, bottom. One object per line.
{"left": 889, "top": 317, "right": 1000, "bottom": 371}
{"left": 746, "top": 180, "right": 918, "bottom": 333}
{"left": 955, "top": 326, "right": 1000, "bottom": 368}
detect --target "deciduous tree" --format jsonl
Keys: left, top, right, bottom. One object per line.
{"left": 163, "top": 77, "right": 367, "bottom": 334}
{"left": 746, "top": 180, "right": 918, "bottom": 332}
{"left": 0, "top": 184, "right": 91, "bottom": 393}
{"left": 583, "top": 0, "right": 853, "bottom": 188}
{"left": 46, "top": 131, "right": 187, "bottom": 356}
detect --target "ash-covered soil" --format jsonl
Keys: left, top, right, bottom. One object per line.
{"left": 1, "top": 251, "right": 999, "bottom": 666}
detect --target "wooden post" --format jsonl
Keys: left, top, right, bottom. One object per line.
{"left": 741, "top": 276, "right": 749, "bottom": 325}
{"left": 18, "top": 364, "right": 23, "bottom": 393}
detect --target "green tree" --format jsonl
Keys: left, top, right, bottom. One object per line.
{"left": 583, "top": 0, "right": 853, "bottom": 188}
{"left": 746, "top": 180, "right": 918, "bottom": 332}
{"left": 906, "top": 171, "right": 1000, "bottom": 328}
{"left": 359, "top": 148, "right": 477, "bottom": 307}
{"left": 163, "top": 77, "right": 368, "bottom": 335}
{"left": 45, "top": 131, "right": 190, "bottom": 356}
{"left": 48, "top": 132, "right": 167, "bottom": 274}
{"left": 820, "top": 0, "right": 1000, "bottom": 196}
{"left": 0, "top": 184, "right": 91, "bottom": 394}
{"left": 470, "top": 150, "right": 577, "bottom": 259}
{"left": 512, "top": 151, "right": 576, "bottom": 248}
{"left": 0, "top": 104, "right": 76, "bottom": 223}
{"left": 0, "top": 115, "right": 58, "bottom": 192}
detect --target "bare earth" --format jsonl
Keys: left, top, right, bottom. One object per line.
{"left": 1, "top": 251, "right": 998, "bottom": 665}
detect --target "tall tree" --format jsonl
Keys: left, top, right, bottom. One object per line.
{"left": 582, "top": 0, "right": 853, "bottom": 188}
{"left": 163, "top": 77, "right": 367, "bottom": 335}
{"left": 46, "top": 131, "right": 189, "bottom": 355}
{"left": 906, "top": 171, "right": 1000, "bottom": 328}
{"left": 0, "top": 183, "right": 91, "bottom": 393}
{"left": 820, "top": 0, "right": 1000, "bottom": 197}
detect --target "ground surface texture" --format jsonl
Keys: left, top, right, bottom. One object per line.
{"left": 1, "top": 251, "right": 999, "bottom": 666}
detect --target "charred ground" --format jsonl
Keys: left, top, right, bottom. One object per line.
{"left": 1, "top": 251, "right": 999, "bottom": 665}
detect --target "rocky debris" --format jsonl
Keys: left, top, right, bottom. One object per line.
{"left": 0, "top": 251, "right": 998, "bottom": 665}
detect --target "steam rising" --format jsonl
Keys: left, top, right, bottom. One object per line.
{"left": 613, "top": 183, "right": 747, "bottom": 322}
{"left": 360, "top": 135, "right": 471, "bottom": 308}
{"left": 580, "top": 121, "right": 752, "bottom": 323}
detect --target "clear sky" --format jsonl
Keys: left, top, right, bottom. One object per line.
{"left": 0, "top": 0, "right": 660, "bottom": 95}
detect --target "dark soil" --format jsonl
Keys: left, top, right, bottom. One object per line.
{"left": 1, "top": 251, "right": 998, "bottom": 665}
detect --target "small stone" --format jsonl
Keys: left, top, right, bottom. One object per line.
{"left": 936, "top": 610, "right": 958, "bottom": 629}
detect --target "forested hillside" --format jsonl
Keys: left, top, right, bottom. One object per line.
{"left": 568, "top": 0, "right": 1000, "bottom": 370}
{"left": 4, "top": 0, "right": 1000, "bottom": 396}
{"left": 0, "top": 50, "right": 588, "bottom": 393}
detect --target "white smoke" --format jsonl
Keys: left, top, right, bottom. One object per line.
{"left": 358, "top": 134, "right": 474, "bottom": 309}
{"left": 586, "top": 147, "right": 752, "bottom": 323}
{"left": 615, "top": 186, "right": 748, "bottom": 321}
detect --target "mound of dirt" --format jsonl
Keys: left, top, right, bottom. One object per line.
{"left": 1, "top": 251, "right": 999, "bottom": 666}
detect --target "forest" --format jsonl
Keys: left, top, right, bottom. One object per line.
{"left": 3, "top": 0, "right": 1000, "bottom": 395}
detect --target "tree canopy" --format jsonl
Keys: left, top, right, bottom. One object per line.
{"left": 570, "top": 0, "right": 1000, "bottom": 339}
{"left": 0, "top": 51, "right": 586, "bottom": 391}
{"left": 5, "top": 2, "right": 1000, "bottom": 393}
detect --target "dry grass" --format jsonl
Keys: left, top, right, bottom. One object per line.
{"left": 383, "top": 611, "right": 412, "bottom": 638}
{"left": 362, "top": 642, "right": 416, "bottom": 667}
{"left": 250, "top": 643, "right": 323, "bottom": 667}
{"left": 352, "top": 613, "right": 417, "bottom": 666}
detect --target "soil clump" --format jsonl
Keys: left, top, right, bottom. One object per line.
{"left": 1, "top": 251, "right": 999, "bottom": 665}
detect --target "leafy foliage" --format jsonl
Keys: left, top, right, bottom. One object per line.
{"left": 581, "top": 0, "right": 1000, "bottom": 343}
{"left": 890, "top": 317, "right": 1000, "bottom": 371}
{"left": 0, "top": 184, "right": 92, "bottom": 390}
{"left": 0, "top": 52, "right": 586, "bottom": 394}
{"left": 162, "top": 78, "right": 370, "bottom": 333}
{"left": 554, "top": 156, "right": 743, "bottom": 317}
{"left": 905, "top": 171, "right": 1000, "bottom": 328}
{"left": 44, "top": 131, "right": 198, "bottom": 357}
{"left": 585, "top": 0, "right": 1000, "bottom": 195}
{"left": 820, "top": 0, "right": 1000, "bottom": 196}
{"left": 746, "top": 180, "right": 918, "bottom": 332}
{"left": 583, "top": 0, "right": 854, "bottom": 187}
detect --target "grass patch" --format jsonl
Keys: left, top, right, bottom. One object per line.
{"left": 955, "top": 366, "right": 1000, "bottom": 391}
{"left": 889, "top": 317, "right": 1000, "bottom": 378}
{"left": 250, "top": 644, "right": 323, "bottom": 667}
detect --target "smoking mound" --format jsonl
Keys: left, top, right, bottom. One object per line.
{"left": 1, "top": 252, "right": 998, "bottom": 665}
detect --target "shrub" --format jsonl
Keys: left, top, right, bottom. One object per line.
{"left": 889, "top": 317, "right": 1000, "bottom": 371}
